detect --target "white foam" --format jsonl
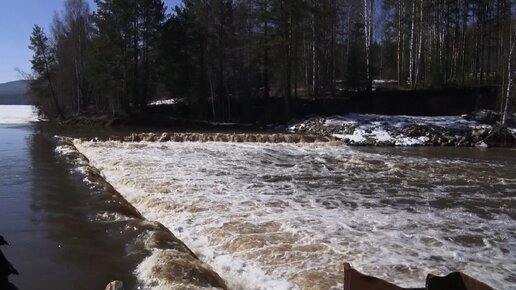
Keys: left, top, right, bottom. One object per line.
{"left": 73, "top": 140, "right": 516, "bottom": 289}
{"left": 136, "top": 249, "right": 224, "bottom": 290}
{"left": 0, "top": 105, "right": 39, "bottom": 124}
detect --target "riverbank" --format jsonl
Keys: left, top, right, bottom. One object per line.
{"left": 56, "top": 137, "right": 228, "bottom": 289}
{"left": 58, "top": 109, "right": 516, "bottom": 147}
{"left": 288, "top": 110, "right": 516, "bottom": 147}
{"left": 41, "top": 106, "right": 516, "bottom": 289}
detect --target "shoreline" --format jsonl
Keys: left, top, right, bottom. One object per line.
{"left": 57, "top": 109, "right": 516, "bottom": 147}
{"left": 56, "top": 137, "right": 229, "bottom": 290}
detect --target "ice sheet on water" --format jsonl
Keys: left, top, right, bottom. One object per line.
{"left": 0, "top": 105, "right": 39, "bottom": 124}
{"left": 74, "top": 140, "right": 516, "bottom": 289}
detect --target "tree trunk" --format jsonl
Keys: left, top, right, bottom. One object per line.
{"left": 502, "top": 34, "right": 515, "bottom": 125}
{"left": 461, "top": 0, "right": 468, "bottom": 85}
{"left": 43, "top": 51, "right": 64, "bottom": 119}
{"left": 284, "top": 9, "right": 292, "bottom": 116}
{"left": 311, "top": 8, "right": 317, "bottom": 96}
{"left": 133, "top": 17, "right": 139, "bottom": 110}
{"left": 74, "top": 57, "right": 81, "bottom": 114}
{"left": 415, "top": 0, "right": 424, "bottom": 88}
{"left": 397, "top": 0, "right": 403, "bottom": 87}
{"left": 263, "top": 4, "right": 270, "bottom": 99}
{"left": 364, "top": 0, "right": 373, "bottom": 92}
{"left": 409, "top": 0, "right": 416, "bottom": 88}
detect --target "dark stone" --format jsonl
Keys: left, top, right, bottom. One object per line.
{"left": 343, "top": 263, "right": 425, "bottom": 290}
{"left": 0, "top": 236, "right": 7, "bottom": 246}
{"left": 426, "top": 272, "right": 494, "bottom": 290}
{"left": 343, "top": 263, "right": 495, "bottom": 290}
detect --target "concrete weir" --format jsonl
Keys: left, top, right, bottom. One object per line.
{"left": 83, "top": 132, "right": 337, "bottom": 144}
{"left": 57, "top": 137, "right": 228, "bottom": 290}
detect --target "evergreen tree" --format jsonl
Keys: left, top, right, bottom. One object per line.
{"left": 28, "top": 25, "right": 64, "bottom": 118}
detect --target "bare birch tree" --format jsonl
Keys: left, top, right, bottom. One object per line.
{"left": 502, "top": 29, "right": 515, "bottom": 125}
{"left": 363, "top": 0, "right": 374, "bottom": 91}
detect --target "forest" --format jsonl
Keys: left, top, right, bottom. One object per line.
{"left": 28, "top": 0, "right": 515, "bottom": 123}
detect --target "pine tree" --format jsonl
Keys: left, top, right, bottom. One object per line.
{"left": 28, "top": 25, "right": 64, "bottom": 118}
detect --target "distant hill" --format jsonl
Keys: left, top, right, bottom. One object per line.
{"left": 0, "top": 80, "right": 31, "bottom": 105}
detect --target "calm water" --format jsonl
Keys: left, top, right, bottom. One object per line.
{"left": 0, "top": 107, "right": 145, "bottom": 290}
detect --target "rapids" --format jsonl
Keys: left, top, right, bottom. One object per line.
{"left": 69, "top": 139, "right": 516, "bottom": 289}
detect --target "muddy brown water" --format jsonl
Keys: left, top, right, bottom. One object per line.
{"left": 1, "top": 119, "right": 515, "bottom": 289}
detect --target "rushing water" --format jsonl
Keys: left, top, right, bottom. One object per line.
{"left": 72, "top": 139, "right": 516, "bottom": 290}
{"left": 0, "top": 106, "right": 147, "bottom": 289}
{"left": 2, "top": 105, "right": 515, "bottom": 289}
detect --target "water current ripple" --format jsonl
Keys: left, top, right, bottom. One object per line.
{"left": 73, "top": 140, "right": 516, "bottom": 289}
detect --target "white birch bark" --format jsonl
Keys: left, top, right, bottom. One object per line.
{"left": 409, "top": 0, "right": 416, "bottom": 88}
{"left": 415, "top": 0, "right": 424, "bottom": 88}
{"left": 364, "top": 0, "right": 373, "bottom": 90}
{"left": 502, "top": 35, "right": 515, "bottom": 125}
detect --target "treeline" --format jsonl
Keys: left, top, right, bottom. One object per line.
{"left": 29, "top": 0, "right": 515, "bottom": 121}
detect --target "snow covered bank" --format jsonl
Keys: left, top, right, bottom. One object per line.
{"left": 288, "top": 111, "right": 516, "bottom": 147}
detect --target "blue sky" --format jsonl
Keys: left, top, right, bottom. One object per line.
{"left": 0, "top": 0, "right": 180, "bottom": 84}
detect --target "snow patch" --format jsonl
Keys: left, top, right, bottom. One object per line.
{"left": 290, "top": 113, "right": 508, "bottom": 146}
{"left": 148, "top": 99, "right": 183, "bottom": 106}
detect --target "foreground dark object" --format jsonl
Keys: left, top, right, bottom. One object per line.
{"left": 426, "top": 272, "right": 495, "bottom": 290}
{"left": 344, "top": 263, "right": 494, "bottom": 290}
{"left": 0, "top": 236, "right": 19, "bottom": 290}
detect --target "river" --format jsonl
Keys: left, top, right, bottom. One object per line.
{"left": 0, "top": 106, "right": 144, "bottom": 289}
{"left": 1, "top": 105, "right": 515, "bottom": 289}
{"left": 73, "top": 136, "right": 516, "bottom": 289}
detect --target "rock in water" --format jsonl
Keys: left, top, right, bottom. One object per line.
{"left": 343, "top": 263, "right": 494, "bottom": 290}
{"left": 0, "top": 236, "right": 8, "bottom": 246}
{"left": 104, "top": 280, "right": 124, "bottom": 290}
{"left": 1, "top": 248, "right": 19, "bottom": 290}
{"left": 426, "top": 272, "right": 494, "bottom": 290}
{"left": 343, "top": 263, "right": 424, "bottom": 290}
{"left": 0, "top": 250, "right": 18, "bottom": 276}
